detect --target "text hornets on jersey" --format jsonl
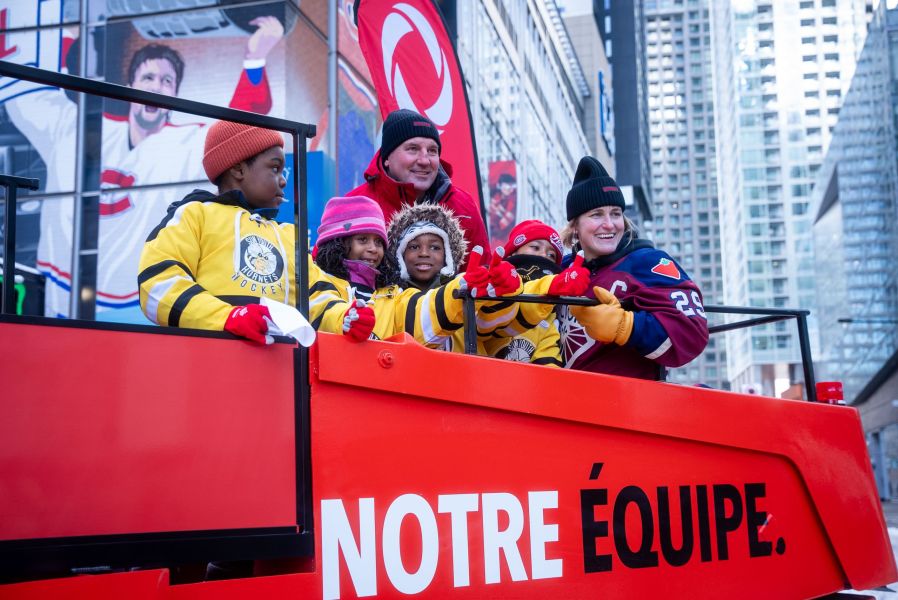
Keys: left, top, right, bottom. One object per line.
{"left": 233, "top": 234, "right": 285, "bottom": 292}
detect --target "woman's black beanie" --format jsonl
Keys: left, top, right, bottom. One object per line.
{"left": 565, "top": 156, "right": 626, "bottom": 221}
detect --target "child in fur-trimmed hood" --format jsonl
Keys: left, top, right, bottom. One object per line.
{"left": 387, "top": 203, "right": 468, "bottom": 291}
{"left": 387, "top": 203, "right": 532, "bottom": 353}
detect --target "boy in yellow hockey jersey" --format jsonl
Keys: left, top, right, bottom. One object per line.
{"left": 485, "top": 220, "right": 566, "bottom": 366}
{"left": 138, "top": 120, "right": 291, "bottom": 344}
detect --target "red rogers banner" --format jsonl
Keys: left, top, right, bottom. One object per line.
{"left": 354, "top": 0, "right": 484, "bottom": 214}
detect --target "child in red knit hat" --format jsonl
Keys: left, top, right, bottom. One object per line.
{"left": 138, "top": 120, "right": 291, "bottom": 344}
{"left": 484, "top": 219, "right": 588, "bottom": 367}
{"left": 503, "top": 219, "right": 564, "bottom": 266}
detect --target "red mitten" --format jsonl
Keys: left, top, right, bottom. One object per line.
{"left": 547, "top": 251, "right": 590, "bottom": 296}
{"left": 342, "top": 299, "right": 375, "bottom": 342}
{"left": 461, "top": 245, "right": 491, "bottom": 298}
{"left": 486, "top": 246, "right": 523, "bottom": 297}
{"left": 225, "top": 304, "right": 272, "bottom": 345}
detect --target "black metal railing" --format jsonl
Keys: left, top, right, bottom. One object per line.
{"left": 0, "top": 60, "right": 317, "bottom": 573}
{"left": 705, "top": 304, "right": 815, "bottom": 402}
{"left": 457, "top": 292, "right": 818, "bottom": 403}
{"left": 0, "top": 173, "right": 40, "bottom": 316}
{"left": 0, "top": 60, "right": 315, "bottom": 318}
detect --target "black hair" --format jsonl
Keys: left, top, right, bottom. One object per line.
{"left": 314, "top": 237, "right": 400, "bottom": 288}
{"left": 498, "top": 173, "right": 515, "bottom": 184}
{"left": 128, "top": 44, "right": 185, "bottom": 92}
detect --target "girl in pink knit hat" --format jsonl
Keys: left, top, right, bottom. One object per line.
{"left": 309, "top": 195, "right": 400, "bottom": 341}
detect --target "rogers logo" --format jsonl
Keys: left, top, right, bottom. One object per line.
{"left": 381, "top": 3, "right": 453, "bottom": 131}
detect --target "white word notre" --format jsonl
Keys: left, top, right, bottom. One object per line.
{"left": 321, "top": 491, "right": 562, "bottom": 599}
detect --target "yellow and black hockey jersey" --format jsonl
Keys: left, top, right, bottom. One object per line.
{"left": 138, "top": 189, "right": 295, "bottom": 331}
{"left": 482, "top": 254, "right": 563, "bottom": 367}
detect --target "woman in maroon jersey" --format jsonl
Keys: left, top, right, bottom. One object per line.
{"left": 557, "top": 157, "right": 709, "bottom": 380}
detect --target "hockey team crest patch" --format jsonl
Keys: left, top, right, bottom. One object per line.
{"left": 651, "top": 258, "right": 681, "bottom": 280}
{"left": 497, "top": 338, "right": 536, "bottom": 362}
{"left": 239, "top": 235, "right": 284, "bottom": 284}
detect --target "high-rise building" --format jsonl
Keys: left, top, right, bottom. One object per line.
{"left": 643, "top": 0, "right": 727, "bottom": 389}
{"left": 559, "top": 0, "right": 615, "bottom": 170}
{"left": 594, "top": 0, "right": 653, "bottom": 214}
{"left": 810, "top": 3, "right": 898, "bottom": 498}
{"left": 561, "top": 0, "right": 654, "bottom": 228}
{"left": 710, "top": 0, "right": 870, "bottom": 397}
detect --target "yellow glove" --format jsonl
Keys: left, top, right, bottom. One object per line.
{"left": 594, "top": 286, "right": 620, "bottom": 308}
{"left": 569, "top": 286, "right": 634, "bottom": 345}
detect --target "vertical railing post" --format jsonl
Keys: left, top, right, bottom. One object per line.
{"left": 0, "top": 175, "right": 39, "bottom": 316}
{"left": 291, "top": 122, "right": 315, "bottom": 542}
{"left": 463, "top": 293, "right": 477, "bottom": 354}
{"left": 796, "top": 312, "right": 817, "bottom": 402}
{"left": 2, "top": 180, "right": 16, "bottom": 316}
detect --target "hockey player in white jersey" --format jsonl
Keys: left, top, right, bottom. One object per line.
{"left": 3, "top": 16, "right": 283, "bottom": 321}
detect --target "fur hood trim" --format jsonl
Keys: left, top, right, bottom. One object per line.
{"left": 387, "top": 204, "right": 468, "bottom": 281}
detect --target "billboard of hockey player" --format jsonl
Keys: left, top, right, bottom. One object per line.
{"left": 0, "top": 0, "right": 329, "bottom": 324}
{"left": 91, "top": 14, "right": 285, "bottom": 322}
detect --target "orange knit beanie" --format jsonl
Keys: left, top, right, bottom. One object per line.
{"left": 203, "top": 121, "right": 284, "bottom": 183}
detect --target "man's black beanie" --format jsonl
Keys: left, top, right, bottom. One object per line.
{"left": 565, "top": 156, "right": 626, "bottom": 221}
{"left": 380, "top": 109, "right": 441, "bottom": 161}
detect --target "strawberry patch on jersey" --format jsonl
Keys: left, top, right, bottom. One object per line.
{"left": 651, "top": 258, "right": 681, "bottom": 280}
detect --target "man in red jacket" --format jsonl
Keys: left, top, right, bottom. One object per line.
{"left": 347, "top": 109, "right": 490, "bottom": 268}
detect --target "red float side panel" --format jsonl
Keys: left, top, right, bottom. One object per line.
{"left": 0, "top": 569, "right": 322, "bottom": 599}
{"left": 0, "top": 322, "right": 298, "bottom": 539}
{"left": 310, "top": 333, "right": 896, "bottom": 598}
{"left": 0, "top": 328, "right": 894, "bottom": 599}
